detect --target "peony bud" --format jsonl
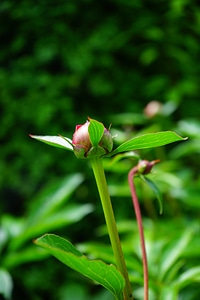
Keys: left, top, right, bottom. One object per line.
{"left": 137, "top": 159, "right": 160, "bottom": 175}
{"left": 72, "top": 120, "right": 113, "bottom": 159}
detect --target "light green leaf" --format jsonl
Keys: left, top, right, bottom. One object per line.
{"left": 27, "top": 174, "right": 84, "bottom": 222}
{"left": 107, "top": 131, "right": 187, "bottom": 156}
{"left": 88, "top": 118, "right": 105, "bottom": 146}
{"left": 0, "top": 269, "right": 13, "bottom": 300}
{"left": 9, "top": 174, "right": 85, "bottom": 251}
{"left": 10, "top": 204, "right": 93, "bottom": 252}
{"left": 158, "top": 285, "right": 178, "bottom": 300}
{"left": 30, "top": 135, "right": 73, "bottom": 150}
{"left": 35, "top": 234, "right": 125, "bottom": 300}
{"left": 160, "top": 228, "right": 193, "bottom": 280}
{"left": 176, "top": 266, "right": 200, "bottom": 289}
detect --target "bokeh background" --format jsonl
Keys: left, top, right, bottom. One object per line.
{"left": 0, "top": 1, "right": 200, "bottom": 299}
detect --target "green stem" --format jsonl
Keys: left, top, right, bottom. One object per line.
{"left": 90, "top": 157, "right": 133, "bottom": 300}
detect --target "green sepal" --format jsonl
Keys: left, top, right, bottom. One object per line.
{"left": 88, "top": 118, "right": 105, "bottom": 147}
{"left": 87, "top": 145, "right": 107, "bottom": 158}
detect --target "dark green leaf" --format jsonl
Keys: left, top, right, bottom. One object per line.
{"left": 176, "top": 266, "right": 200, "bottom": 289}
{"left": 140, "top": 175, "right": 163, "bottom": 214}
{"left": 3, "top": 246, "right": 49, "bottom": 269}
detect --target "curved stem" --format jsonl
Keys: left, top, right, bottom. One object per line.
{"left": 91, "top": 157, "right": 133, "bottom": 300}
{"left": 128, "top": 166, "right": 148, "bottom": 300}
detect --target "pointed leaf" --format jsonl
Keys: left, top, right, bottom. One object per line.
{"left": 0, "top": 269, "right": 13, "bottom": 300}
{"left": 9, "top": 174, "right": 85, "bottom": 250}
{"left": 140, "top": 175, "right": 163, "bottom": 214}
{"left": 28, "top": 174, "right": 84, "bottom": 221}
{"left": 176, "top": 266, "right": 200, "bottom": 289}
{"left": 11, "top": 204, "right": 93, "bottom": 252}
{"left": 160, "top": 228, "right": 193, "bottom": 280}
{"left": 30, "top": 135, "right": 73, "bottom": 150}
{"left": 35, "top": 234, "right": 125, "bottom": 299}
{"left": 88, "top": 118, "right": 104, "bottom": 147}
{"left": 108, "top": 131, "right": 187, "bottom": 156}
{"left": 3, "top": 245, "right": 49, "bottom": 269}
{"left": 159, "top": 285, "right": 178, "bottom": 300}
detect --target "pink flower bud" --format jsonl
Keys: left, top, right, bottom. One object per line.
{"left": 72, "top": 120, "right": 113, "bottom": 159}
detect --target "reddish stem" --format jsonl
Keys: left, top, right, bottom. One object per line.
{"left": 128, "top": 166, "right": 148, "bottom": 300}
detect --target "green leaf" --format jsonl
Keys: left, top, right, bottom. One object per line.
{"left": 140, "top": 175, "right": 163, "bottom": 214}
{"left": 9, "top": 174, "right": 86, "bottom": 251}
{"left": 0, "top": 269, "right": 13, "bottom": 300}
{"left": 160, "top": 228, "right": 194, "bottom": 280}
{"left": 27, "top": 174, "right": 84, "bottom": 222}
{"left": 158, "top": 285, "right": 178, "bottom": 300}
{"left": 88, "top": 118, "right": 105, "bottom": 147}
{"left": 176, "top": 266, "right": 200, "bottom": 289}
{"left": 35, "top": 234, "right": 125, "bottom": 300}
{"left": 108, "top": 131, "right": 187, "bottom": 156}
{"left": 30, "top": 135, "right": 73, "bottom": 150}
{"left": 10, "top": 204, "right": 93, "bottom": 252}
{"left": 3, "top": 245, "right": 49, "bottom": 269}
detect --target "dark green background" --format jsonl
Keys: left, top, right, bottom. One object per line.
{"left": 1, "top": 0, "right": 199, "bottom": 212}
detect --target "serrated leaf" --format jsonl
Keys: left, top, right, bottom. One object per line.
{"left": 35, "top": 234, "right": 125, "bottom": 299}
{"left": 30, "top": 135, "right": 73, "bottom": 150}
{"left": 88, "top": 118, "right": 105, "bottom": 147}
{"left": 108, "top": 131, "right": 187, "bottom": 156}
{"left": 140, "top": 175, "right": 163, "bottom": 214}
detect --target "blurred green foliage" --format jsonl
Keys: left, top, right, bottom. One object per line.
{"left": 0, "top": 0, "right": 200, "bottom": 299}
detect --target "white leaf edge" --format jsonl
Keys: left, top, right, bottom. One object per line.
{"left": 30, "top": 135, "right": 73, "bottom": 150}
